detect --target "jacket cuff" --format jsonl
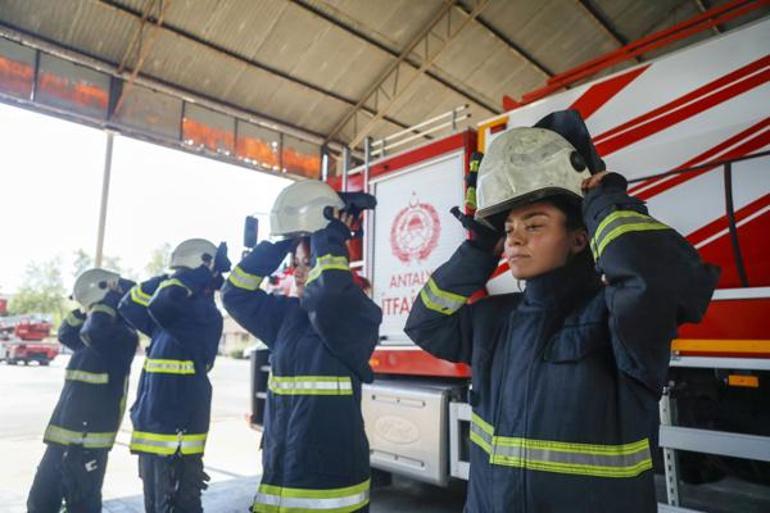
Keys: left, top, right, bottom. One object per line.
{"left": 310, "top": 223, "right": 350, "bottom": 260}
{"left": 582, "top": 173, "right": 647, "bottom": 234}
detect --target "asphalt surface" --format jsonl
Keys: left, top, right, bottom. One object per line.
{"left": 1, "top": 354, "right": 768, "bottom": 512}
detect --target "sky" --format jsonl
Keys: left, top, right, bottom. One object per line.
{"left": 0, "top": 102, "right": 291, "bottom": 294}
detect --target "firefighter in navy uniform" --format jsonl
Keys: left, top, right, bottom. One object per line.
{"left": 222, "top": 180, "right": 382, "bottom": 513}
{"left": 404, "top": 110, "right": 720, "bottom": 513}
{"left": 27, "top": 268, "right": 138, "bottom": 513}
{"left": 118, "top": 238, "right": 230, "bottom": 513}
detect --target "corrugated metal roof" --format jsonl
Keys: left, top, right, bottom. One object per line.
{"left": 0, "top": 0, "right": 767, "bottom": 156}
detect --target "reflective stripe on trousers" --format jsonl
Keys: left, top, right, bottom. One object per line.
{"left": 252, "top": 478, "right": 370, "bottom": 513}
{"left": 65, "top": 369, "right": 109, "bottom": 384}
{"left": 44, "top": 424, "right": 116, "bottom": 449}
{"left": 470, "top": 413, "right": 652, "bottom": 478}
{"left": 268, "top": 375, "right": 353, "bottom": 396}
{"left": 130, "top": 431, "right": 207, "bottom": 456}
{"left": 144, "top": 358, "right": 196, "bottom": 375}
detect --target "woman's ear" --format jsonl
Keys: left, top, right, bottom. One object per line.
{"left": 570, "top": 229, "right": 589, "bottom": 255}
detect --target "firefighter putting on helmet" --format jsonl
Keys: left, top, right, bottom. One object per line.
{"left": 222, "top": 181, "right": 382, "bottom": 513}
{"left": 27, "top": 269, "right": 139, "bottom": 513}
{"left": 118, "top": 238, "right": 231, "bottom": 513}
{"left": 404, "top": 110, "right": 720, "bottom": 513}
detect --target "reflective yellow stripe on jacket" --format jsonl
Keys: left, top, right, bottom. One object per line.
{"left": 306, "top": 254, "right": 349, "bottom": 286}
{"left": 129, "top": 284, "right": 152, "bottom": 306}
{"left": 228, "top": 265, "right": 264, "bottom": 291}
{"left": 64, "top": 311, "right": 84, "bottom": 327}
{"left": 252, "top": 478, "right": 370, "bottom": 513}
{"left": 470, "top": 413, "right": 652, "bottom": 478}
{"left": 65, "top": 369, "right": 109, "bottom": 384}
{"left": 89, "top": 304, "right": 116, "bottom": 317}
{"left": 268, "top": 375, "right": 353, "bottom": 396}
{"left": 129, "top": 431, "right": 207, "bottom": 456}
{"left": 590, "top": 210, "right": 670, "bottom": 260}
{"left": 420, "top": 278, "right": 468, "bottom": 316}
{"left": 44, "top": 424, "right": 116, "bottom": 449}
{"left": 144, "top": 358, "right": 196, "bottom": 375}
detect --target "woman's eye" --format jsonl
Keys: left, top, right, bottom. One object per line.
{"left": 526, "top": 224, "right": 542, "bottom": 231}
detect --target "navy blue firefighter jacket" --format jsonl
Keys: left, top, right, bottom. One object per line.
{"left": 47, "top": 291, "right": 138, "bottom": 450}
{"left": 404, "top": 174, "right": 720, "bottom": 513}
{"left": 222, "top": 221, "right": 382, "bottom": 513}
{"left": 118, "top": 268, "right": 223, "bottom": 457}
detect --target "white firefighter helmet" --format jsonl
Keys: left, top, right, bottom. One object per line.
{"left": 169, "top": 238, "right": 217, "bottom": 270}
{"left": 72, "top": 268, "right": 121, "bottom": 309}
{"left": 475, "top": 127, "right": 592, "bottom": 222}
{"left": 270, "top": 180, "right": 345, "bottom": 238}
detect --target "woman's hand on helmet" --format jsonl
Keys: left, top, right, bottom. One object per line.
{"left": 450, "top": 207, "right": 504, "bottom": 255}
{"left": 581, "top": 171, "right": 609, "bottom": 192}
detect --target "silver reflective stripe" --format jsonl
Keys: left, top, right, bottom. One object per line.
{"left": 253, "top": 490, "right": 370, "bottom": 510}
{"left": 65, "top": 370, "right": 109, "bottom": 384}
{"left": 491, "top": 444, "right": 652, "bottom": 468}
{"left": 470, "top": 412, "right": 652, "bottom": 478}
{"left": 419, "top": 278, "right": 467, "bottom": 315}
{"left": 44, "top": 425, "right": 116, "bottom": 448}
{"left": 268, "top": 375, "right": 353, "bottom": 396}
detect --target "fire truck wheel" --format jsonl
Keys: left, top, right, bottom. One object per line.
{"left": 39, "top": 360, "right": 50, "bottom": 366}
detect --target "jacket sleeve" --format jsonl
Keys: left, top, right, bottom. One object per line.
{"left": 300, "top": 222, "right": 383, "bottom": 382}
{"left": 58, "top": 309, "right": 86, "bottom": 351}
{"left": 80, "top": 291, "right": 137, "bottom": 361}
{"left": 584, "top": 173, "right": 720, "bottom": 395}
{"left": 404, "top": 241, "right": 500, "bottom": 365}
{"left": 118, "top": 276, "right": 166, "bottom": 337}
{"left": 146, "top": 267, "right": 213, "bottom": 343}
{"left": 221, "top": 241, "right": 298, "bottom": 350}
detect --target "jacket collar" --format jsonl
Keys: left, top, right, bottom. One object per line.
{"left": 522, "top": 251, "right": 600, "bottom": 311}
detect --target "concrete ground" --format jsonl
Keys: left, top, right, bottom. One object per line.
{"left": 1, "top": 354, "right": 768, "bottom": 512}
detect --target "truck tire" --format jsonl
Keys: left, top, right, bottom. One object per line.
{"left": 40, "top": 360, "right": 50, "bottom": 366}
{"left": 7, "top": 359, "right": 17, "bottom": 365}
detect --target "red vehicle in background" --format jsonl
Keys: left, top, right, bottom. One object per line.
{"left": 0, "top": 315, "right": 58, "bottom": 366}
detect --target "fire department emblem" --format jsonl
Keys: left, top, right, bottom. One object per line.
{"left": 390, "top": 193, "right": 441, "bottom": 263}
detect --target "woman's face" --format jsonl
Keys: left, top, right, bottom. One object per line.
{"left": 292, "top": 240, "right": 311, "bottom": 297}
{"left": 503, "top": 201, "right": 588, "bottom": 280}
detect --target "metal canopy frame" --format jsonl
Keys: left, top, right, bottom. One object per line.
{"left": 325, "top": 0, "right": 490, "bottom": 148}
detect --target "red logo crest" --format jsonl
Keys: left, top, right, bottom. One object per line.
{"left": 390, "top": 194, "right": 441, "bottom": 263}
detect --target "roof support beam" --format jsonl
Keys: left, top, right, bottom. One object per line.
{"left": 96, "top": 0, "right": 414, "bottom": 132}
{"left": 453, "top": 2, "right": 554, "bottom": 77}
{"left": 576, "top": 0, "right": 629, "bottom": 46}
{"left": 325, "top": 0, "right": 490, "bottom": 148}
{"left": 289, "top": 0, "right": 500, "bottom": 114}
{"left": 0, "top": 21, "right": 358, "bottom": 155}
{"left": 693, "top": 0, "right": 723, "bottom": 34}
{"left": 112, "top": 0, "right": 170, "bottom": 116}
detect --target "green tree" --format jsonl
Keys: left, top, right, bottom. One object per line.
{"left": 9, "top": 258, "right": 68, "bottom": 321}
{"left": 145, "top": 243, "right": 172, "bottom": 276}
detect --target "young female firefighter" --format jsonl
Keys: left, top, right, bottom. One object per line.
{"left": 118, "top": 238, "right": 230, "bottom": 513}
{"left": 405, "top": 110, "right": 720, "bottom": 513}
{"left": 222, "top": 180, "right": 382, "bottom": 513}
{"left": 28, "top": 268, "right": 138, "bottom": 513}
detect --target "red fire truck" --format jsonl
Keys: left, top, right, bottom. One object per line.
{"left": 322, "top": 14, "right": 770, "bottom": 504}
{"left": 0, "top": 314, "right": 57, "bottom": 365}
